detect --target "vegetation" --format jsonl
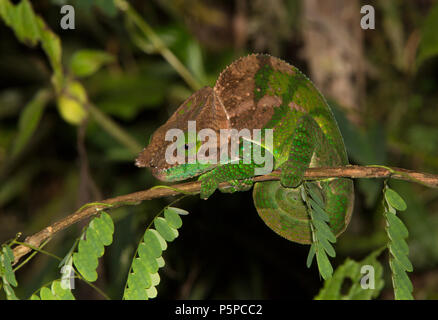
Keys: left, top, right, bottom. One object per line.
{"left": 1, "top": 0, "right": 438, "bottom": 300}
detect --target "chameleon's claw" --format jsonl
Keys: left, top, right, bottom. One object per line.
{"left": 199, "top": 174, "right": 219, "bottom": 199}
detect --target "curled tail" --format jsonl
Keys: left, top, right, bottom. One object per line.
{"left": 253, "top": 178, "right": 354, "bottom": 244}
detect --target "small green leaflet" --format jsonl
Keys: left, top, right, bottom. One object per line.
{"left": 70, "top": 49, "right": 114, "bottom": 78}
{"left": 383, "top": 186, "right": 413, "bottom": 300}
{"left": 73, "top": 212, "right": 114, "bottom": 282}
{"left": 384, "top": 188, "right": 407, "bottom": 211}
{"left": 0, "top": 0, "right": 64, "bottom": 91}
{"left": 123, "top": 207, "right": 188, "bottom": 300}
{"left": 30, "top": 280, "right": 75, "bottom": 300}
{"left": 0, "top": 245, "right": 18, "bottom": 300}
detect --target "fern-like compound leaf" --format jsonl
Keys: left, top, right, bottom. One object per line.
{"left": 73, "top": 212, "right": 114, "bottom": 282}
{"left": 123, "top": 206, "right": 187, "bottom": 300}
{"left": 1, "top": 246, "right": 17, "bottom": 287}
{"left": 0, "top": 245, "right": 18, "bottom": 300}
{"left": 383, "top": 186, "right": 414, "bottom": 300}
{"left": 304, "top": 183, "right": 337, "bottom": 280}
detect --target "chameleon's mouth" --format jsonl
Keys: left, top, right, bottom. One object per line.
{"left": 151, "top": 163, "right": 216, "bottom": 182}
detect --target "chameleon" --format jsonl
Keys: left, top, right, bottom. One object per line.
{"left": 136, "top": 54, "right": 354, "bottom": 244}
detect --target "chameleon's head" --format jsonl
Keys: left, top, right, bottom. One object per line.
{"left": 135, "top": 86, "right": 229, "bottom": 182}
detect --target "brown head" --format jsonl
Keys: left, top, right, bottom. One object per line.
{"left": 135, "top": 86, "right": 229, "bottom": 181}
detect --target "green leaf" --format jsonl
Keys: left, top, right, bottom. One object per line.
{"left": 319, "top": 237, "right": 336, "bottom": 258}
{"left": 316, "top": 249, "right": 333, "bottom": 280}
{"left": 150, "top": 229, "right": 167, "bottom": 250}
{"left": 73, "top": 212, "right": 114, "bottom": 282}
{"left": 36, "top": 16, "right": 63, "bottom": 91}
{"left": 164, "top": 207, "right": 183, "bottom": 229}
{"left": 85, "top": 227, "right": 104, "bottom": 257}
{"left": 2, "top": 281, "right": 18, "bottom": 300}
{"left": 1, "top": 246, "right": 17, "bottom": 287}
{"left": 0, "top": 0, "right": 39, "bottom": 45}
{"left": 131, "top": 258, "right": 152, "bottom": 288}
{"left": 386, "top": 212, "right": 409, "bottom": 238}
{"left": 390, "top": 258, "right": 414, "bottom": 292}
{"left": 387, "top": 231, "right": 409, "bottom": 255}
{"left": 150, "top": 272, "right": 160, "bottom": 286}
{"left": 308, "top": 198, "right": 330, "bottom": 222}
{"left": 390, "top": 259, "right": 414, "bottom": 300}
{"left": 90, "top": 212, "right": 114, "bottom": 246}
{"left": 306, "top": 243, "right": 316, "bottom": 268}
{"left": 384, "top": 188, "right": 407, "bottom": 211}
{"left": 127, "top": 271, "right": 145, "bottom": 292}
{"left": 167, "top": 207, "right": 189, "bottom": 216}
{"left": 73, "top": 251, "right": 98, "bottom": 282}
{"left": 306, "top": 183, "right": 324, "bottom": 207}
{"left": 70, "top": 49, "right": 115, "bottom": 78}
{"left": 17, "top": 0, "right": 40, "bottom": 45}
{"left": 57, "top": 80, "right": 88, "bottom": 125}
{"left": 383, "top": 190, "right": 414, "bottom": 300}
{"left": 3, "top": 245, "right": 14, "bottom": 262}
{"left": 51, "top": 280, "right": 75, "bottom": 300}
{"left": 0, "top": 1, "right": 65, "bottom": 92}
{"left": 40, "top": 287, "right": 56, "bottom": 300}
{"left": 137, "top": 244, "right": 159, "bottom": 274}
{"left": 143, "top": 230, "right": 164, "bottom": 258}
{"left": 388, "top": 242, "right": 413, "bottom": 272}
{"left": 154, "top": 217, "right": 178, "bottom": 242}
{"left": 124, "top": 207, "right": 187, "bottom": 300}
{"left": 145, "top": 286, "right": 158, "bottom": 299}
{"left": 123, "top": 287, "right": 148, "bottom": 300}
{"left": 313, "top": 219, "right": 336, "bottom": 243}
{"left": 156, "top": 256, "right": 165, "bottom": 268}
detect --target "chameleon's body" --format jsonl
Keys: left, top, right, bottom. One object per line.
{"left": 136, "top": 54, "right": 354, "bottom": 244}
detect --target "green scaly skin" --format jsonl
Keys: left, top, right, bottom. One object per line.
{"left": 136, "top": 54, "right": 354, "bottom": 244}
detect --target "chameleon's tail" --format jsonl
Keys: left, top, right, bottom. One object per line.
{"left": 253, "top": 178, "right": 354, "bottom": 244}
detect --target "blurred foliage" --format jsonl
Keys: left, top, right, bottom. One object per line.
{"left": 0, "top": 0, "right": 438, "bottom": 300}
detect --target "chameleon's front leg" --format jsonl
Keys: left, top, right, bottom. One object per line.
{"left": 199, "top": 164, "right": 255, "bottom": 199}
{"left": 280, "top": 114, "right": 325, "bottom": 188}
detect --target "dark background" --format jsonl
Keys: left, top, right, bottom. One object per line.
{"left": 1, "top": 0, "right": 438, "bottom": 299}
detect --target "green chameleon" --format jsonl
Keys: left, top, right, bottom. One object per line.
{"left": 136, "top": 54, "right": 354, "bottom": 244}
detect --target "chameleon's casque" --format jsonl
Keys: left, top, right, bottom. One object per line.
{"left": 136, "top": 54, "right": 354, "bottom": 244}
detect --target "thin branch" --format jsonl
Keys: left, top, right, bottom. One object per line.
{"left": 12, "top": 165, "right": 438, "bottom": 265}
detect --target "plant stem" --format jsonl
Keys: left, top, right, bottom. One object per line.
{"left": 10, "top": 165, "right": 438, "bottom": 265}
{"left": 88, "top": 103, "right": 142, "bottom": 155}
{"left": 115, "top": 0, "right": 202, "bottom": 91}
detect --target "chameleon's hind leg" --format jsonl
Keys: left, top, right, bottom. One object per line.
{"left": 280, "top": 114, "right": 325, "bottom": 188}
{"left": 199, "top": 164, "right": 255, "bottom": 199}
